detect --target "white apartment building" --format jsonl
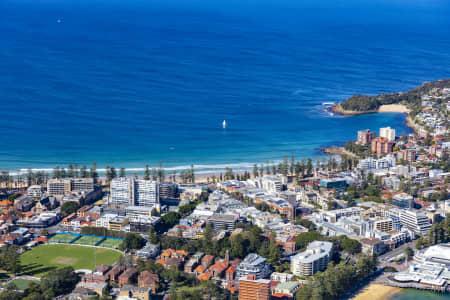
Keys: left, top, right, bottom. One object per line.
{"left": 236, "top": 253, "right": 272, "bottom": 279}
{"left": 291, "top": 241, "right": 333, "bottom": 276}
{"left": 261, "top": 176, "right": 282, "bottom": 194}
{"left": 378, "top": 155, "right": 396, "bottom": 169}
{"left": 110, "top": 177, "right": 159, "bottom": 207}
{"left": 246, "top": 178, "right": 262, "bottom": 189}
{"left": 325, "top": 207, "right": 364, "bottom": 223}
{"left": 383, "top": 176, "right": 401, "bottom": 191}
{"left": 339, "top": 216, "right": 371, "bottom": 236}
{"left": 27, "top": 185, "right": 43, "bottom": 198}
{"left": 380, "top": 126, "right": 396, "bottom": 141}
{"left": 389, "top": 230, "right": 409, "bottom": 247}
{"left": 358, "top": 155, "right": 396, "bottom": 171}
{"left": 390, "top": 165, "right": 415, "bottom": 178}
{"left": 110, "top": 177, "right": 134, "bottom": 205}
{"left": 400, "top": 209, "right": 431, "bottom": 236}
{"left": 135, "top": 179, "right": 159, "bottom": 206}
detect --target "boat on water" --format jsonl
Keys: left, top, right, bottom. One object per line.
{"left": 322, "top": 102, "right": 335, "bottom": 106}
{"left": 222, "top": 120, "right": 227, "bottom": 129}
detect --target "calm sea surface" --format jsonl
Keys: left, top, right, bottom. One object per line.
{"left": 1, "top": 0, "right": 450, "bottom": 172}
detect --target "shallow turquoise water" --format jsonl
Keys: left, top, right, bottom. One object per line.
{"left": 391, "top": 289, "right": 450, "bottom": 300}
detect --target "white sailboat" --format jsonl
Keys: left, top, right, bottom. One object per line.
{"left": 222, "top": 120, "right": 227, "bottom": 129}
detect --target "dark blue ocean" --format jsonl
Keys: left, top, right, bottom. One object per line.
{"left": 1, "top": 0, "right": 450, "bottom": 173}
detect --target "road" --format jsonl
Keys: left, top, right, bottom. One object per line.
{"left": 377, "top": 240, "right": 417, "bottom": 272}
{"left": 379, "top": 240, "right": 417, "bottom": 261}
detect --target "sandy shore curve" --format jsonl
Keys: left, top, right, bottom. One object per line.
{"left": 351, "top": 283, "right": 402, "bottom": 300}
{"left": 377, "top": 104, "right": 410, "bottom": 113}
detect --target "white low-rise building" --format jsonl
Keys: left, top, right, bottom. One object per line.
{"left": 27, "top": 185, "right": 44, "bottom": 198}
{"left": 415, "top": 243, "right": 450, "bottom": 266}
{"left": 394, "top": 244, "right": 450, "bottom": 287}
{"left": 429, "top": 169, "right": 444, "bottom": 178}
{"left": 358, "top": 155, "right": 396, "bottom": 171}
{"left": 262, "top": 176, "right": 283, "bottom": 194}
{"left": 270, "top": 272, "right": 295, "bottom": 282}
{"left": 325, "top": 207, "right": 363, "bottom": 223}
{"left": 95, "top": 213, "right": 118, "bottom": 228}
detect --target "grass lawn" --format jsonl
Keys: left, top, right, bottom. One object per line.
{"left": 10, "top": 278, "right": 38, "bottom": 290}
{"left": 73, "top": 236, "right": 102, "bottom": 246}
{"left": 49, "top": 234, "right": 78, "bottom": 243}
{"left": 98, "top": 238, "right": 123, "bottom": 249}
{"left": 20, "top": 244, "right": 122, "bottom": 277}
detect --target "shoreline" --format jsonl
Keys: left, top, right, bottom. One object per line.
{"left": 405, "top": 115, "right": 421, "bottom": 135}
{"left": 350, "top": 283, "right": 402, "bottom": 300}
{"left": 321, "top": 146, "right": 359, "bottom": 158}
{"left": 331, "top": 104, "right": 411, "bottom": 115}
{"left": 332, "top": 103, "right": 420, "bottom": 135}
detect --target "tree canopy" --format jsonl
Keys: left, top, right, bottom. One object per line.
{"left": 120, "top": 233, "right": 146, "bottom": 250}
{"left": 0, "top": 245, "right": 21, "bottom": 274}
{"left": 297, "top": 254, "right": 378, "bottom": 300}
{"left": 295, "top": 231, "right": 323, "bottom": 250}
{"left": 60, "top": 201, "right": 79, "bottom": 216}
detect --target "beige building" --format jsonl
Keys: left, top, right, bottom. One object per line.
{"left": 47, "top": 178, "right": 94, "bottom": 196}
{"left": 374, "top": 218, "right": 393, "bottom": 232}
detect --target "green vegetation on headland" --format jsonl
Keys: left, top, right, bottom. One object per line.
{"left": 333, "top": 78, "right": 450, "bottom": 114}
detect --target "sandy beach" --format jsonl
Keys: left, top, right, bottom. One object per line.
{"left": 351, "top": 283, "right": 402, "bottom": 300}
{"left": 332, "top": 103, "right": 411, "bottom": 115}
{"left": 378, "top": 104, "right": 411, "bottom": 113}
